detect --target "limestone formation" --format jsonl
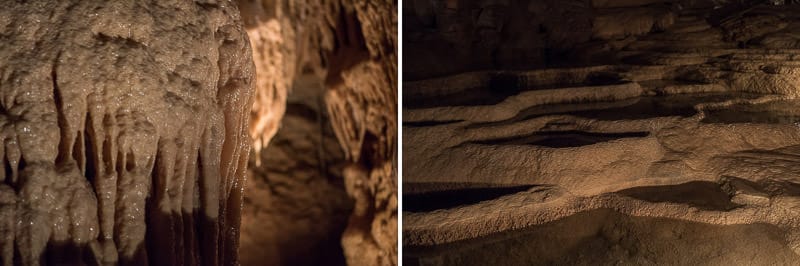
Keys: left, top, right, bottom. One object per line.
{"left": 239, "top": 74, "right": 353, "bottom": 266}
{"left": 0, "top": 1, "right": 254, "bottom": 265}
{"left": 404, "top": 1, "right": 800, "bottom": 265}
{"left": 237, "top": 0, "right": 397, "bottom": 265}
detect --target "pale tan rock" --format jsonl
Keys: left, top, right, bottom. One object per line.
{"left": 0, "top": 0, "right": 254, "bottom": 264}
{"left": 404, "top": 4, "right": 800, "bottom": 264}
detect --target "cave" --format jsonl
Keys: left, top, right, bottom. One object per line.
{"left": 403, "top": 0, "right": 800, "bottom": 265}
{"left": 0, "top": 0, "right": 397, "bottom": 265}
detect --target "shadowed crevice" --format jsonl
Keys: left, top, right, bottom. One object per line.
{"left": 44, "top": 241, "right": 98, "bottom": 266}
{"left": 470, "top": 131, "right": 649, "bottom": 148}
{"left": 404, "top": 185, "right": 536, "bottom": 212}
{"left": 615, "top": 181, "right": 738, "bottom": 211}
{"left": 702, "top": 99, "right": 800, "bottom": 124}
{"left": 403, "top": 120, "right": 463, "bottom": 127}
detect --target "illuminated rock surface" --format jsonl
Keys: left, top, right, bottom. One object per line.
{"left": 236, "top": 0, "right": 397, "bottom": 265}
{"left": 0, "top": 0, "right": 398, "bottom": 265}
{"left": 404, "top": 2, "right": 800, "bottom": 265}
{"left": 0, "top": 1, "right": 254, "bottom": 265}
{"left": 239, "top": 74, "right": 353, "bottom": 266}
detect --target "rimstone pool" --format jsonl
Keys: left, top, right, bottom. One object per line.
{"left": 403, "top": 84, "right": 800, "bottom": 265}
{"left": 403, "top": 64, "right": 800, "bottom": 266}
{"left": 401, "top": 1, "right": 800, "bottom": 265}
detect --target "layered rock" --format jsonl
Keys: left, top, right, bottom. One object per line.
{"left": 402, "top": 0, "right": 800, "bottom": 80}
{"left": 0, "top": 1, "right": 254, "bottom": 265}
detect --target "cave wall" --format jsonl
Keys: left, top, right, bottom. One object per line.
{"left": 239, "top": 74, "right": 353, "bottom": 266}
{"left": 0, "top": 1, "right": 254, "bottom": 265}
{"left": 402, "top": 0, "right": 798, "bottom": 80}
{"left": 404, "top": 1, "right": 800, "bottom": 102}
{"left": 0, "top": 0, "right": 397, "bottom": 264}
{"left": 237, "top": 0, "right": 397, "bottom": 265}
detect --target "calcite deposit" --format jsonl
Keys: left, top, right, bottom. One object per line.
{"left": 405, "top": 1, "right": 800, "bottom": 265}
{"left": 0, "top": 1, "right": 254, "bottom": 265}
{"left": 236, "top": 0, "right": 397, "bottom": 265}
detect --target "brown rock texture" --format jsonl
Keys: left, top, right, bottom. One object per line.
{"left": 237, "top": 0, "right": 397, "bottom": 265}
{"left": 401, "top": 0, "right": 782, "bottom": 80}
{"left": 0, "top": 1, "right": 254, "bottom": 265}
{"left": 404, "top": 1, "right": 800, "bottom": 265}
{"left": 239, "top": 74, "right": 353, "bottom": 266}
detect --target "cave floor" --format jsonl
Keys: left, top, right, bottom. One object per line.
{"left": 402, "top": 66, "right": 800, "bottom": 265}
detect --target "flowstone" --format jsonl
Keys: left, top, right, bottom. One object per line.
{"left": 0, "top": 1, "right": 255, "bottom": 265}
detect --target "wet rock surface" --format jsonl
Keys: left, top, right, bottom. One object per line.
{"left": 0, "top": 0, "right": 397, "bottom": 265}
{"left": 0, "top": 1, "right": 254, "bottom": 265}
{"left": 404, "top": 1, "right": 800, "bottom": 265}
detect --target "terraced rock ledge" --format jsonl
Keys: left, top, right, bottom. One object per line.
{"left": 404, "top": 3, "right": 800, "bottom": 265}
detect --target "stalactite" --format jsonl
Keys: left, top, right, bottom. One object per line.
{"left": 0, "top": 0, "right": 255, "bottom": 265}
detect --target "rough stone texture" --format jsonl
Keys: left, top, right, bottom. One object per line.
{"left": 406, "top": 209, "right": 800, "bottom": 265}
{"left": 0, "top": 0, "right": 254, "bottom": 265}
{"left": 236, "top": 0, "right": 397, "bottom": 265}
{"left": 404, "top": 2, "right": 800, "bottom": 265}
{"left": 239, "top": 74, "right": 353, "bottom": 266}
{"left": 401, "top": 0, "right": 799, "bottom": 80}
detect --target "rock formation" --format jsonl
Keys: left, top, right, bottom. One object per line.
{"left": 0, "top": 0, "right": 398, "bottom": 264}
{"left": 404, "top": 1, "right": 800, "bottom": 265}
{"left": 239, "top": 74, "right": 353, "bottom": 266}
{"left": 236, "top": 0, "right": 397, "bottom": 265}
{"left": 0, "top": 0, "right": 254, "bottom": 265}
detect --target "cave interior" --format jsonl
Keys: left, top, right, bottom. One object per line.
{"left": 403, "top": 0, "right": 800, "bottom": 265}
